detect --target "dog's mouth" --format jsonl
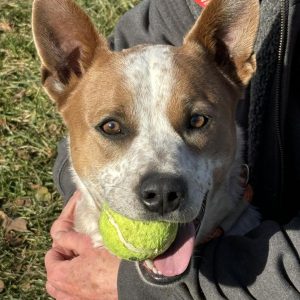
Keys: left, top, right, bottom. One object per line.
{"left": 140, "top": 195, "right": 207, "bottom": 280}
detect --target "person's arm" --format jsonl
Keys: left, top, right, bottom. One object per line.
{"left": 118, "top": 215, "right": 300, "bottom": 299}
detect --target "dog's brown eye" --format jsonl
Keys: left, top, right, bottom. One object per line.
{"left": 190, "top": 114, "right": 208, "bottom": 129}
{"left": 101, "top": 120, "right": 121, "bottom": 135}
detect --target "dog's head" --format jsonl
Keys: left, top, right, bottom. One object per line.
{"left": 32, "top": 0, "right": 259, "bottom": 256}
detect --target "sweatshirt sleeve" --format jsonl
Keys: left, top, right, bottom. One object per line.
{"left": 118, "top": 215, "right": 300, "bottom": 300}
{"left": 108, "top": 0, "right": 199, "bottom": 50}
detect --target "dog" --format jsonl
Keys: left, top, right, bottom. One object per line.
{"left": 32, "top": 0, "right": 260, "bottom": 277}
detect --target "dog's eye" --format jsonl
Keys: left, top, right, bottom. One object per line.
{"left": 100, "top": 120, "right": 121, "bottom": 135}
{"left": 189, "top": 114, "right": 209, "bottom": 129}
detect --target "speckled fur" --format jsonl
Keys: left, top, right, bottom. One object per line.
{"left": 73, "top": 46, "right": 246, "bottom": 246}
{"left": 32, "top": 0, "right": 260, "bottom": 247}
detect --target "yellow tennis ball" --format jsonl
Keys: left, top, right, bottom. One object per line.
{"left": 99, "top": 204, "right": 178, "bottom": 261}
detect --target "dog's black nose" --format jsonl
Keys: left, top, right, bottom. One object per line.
{"left": 139, "top": 173, "right": 186, "bottom": 215}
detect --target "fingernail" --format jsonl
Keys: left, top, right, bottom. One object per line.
{"left": 53, "top": 231, "right": 66, "bottom": 240}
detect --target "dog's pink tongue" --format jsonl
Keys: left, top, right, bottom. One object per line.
{"left": 153, "top": 223, "right": 195, "bottom": 277}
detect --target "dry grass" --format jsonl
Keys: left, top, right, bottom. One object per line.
{"left": 0, "top": 0, "right": 139, "bottom": 298}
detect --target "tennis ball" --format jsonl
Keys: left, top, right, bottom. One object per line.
{"left": 99, "top": 204, "right": 178, "bottom": 261}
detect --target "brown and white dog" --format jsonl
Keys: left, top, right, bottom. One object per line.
{"left": 32, "top": 0, "right": 260, "bottom": 277}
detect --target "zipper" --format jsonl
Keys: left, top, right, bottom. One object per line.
{"left": 274, "top": 0, "right": 288, "bottom": 213}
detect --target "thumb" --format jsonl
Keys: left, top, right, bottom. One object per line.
{"left": 59, "top": 190, "right": 81, "bottom": 219}
{"left": 50, "top": 190, "right": 81, "bottom": 238}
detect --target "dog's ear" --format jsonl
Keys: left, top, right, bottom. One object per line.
{"left": 32, "top": 0, "right": 109, "bottom": 108}
{"left": 184, "top": 0, "right": 259, "bottom": 86}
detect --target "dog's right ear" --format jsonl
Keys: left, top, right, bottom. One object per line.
{"left": 32, "top": 0, "right": 109, "bottom": 108}
{"left": 184, "top": 0, "right": 259, "bottom": 86}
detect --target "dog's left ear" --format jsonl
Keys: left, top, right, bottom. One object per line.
{"left": 32, "top": 0, "right": 109, "bottom": 109}
{"left": 184, "top": 0, "right": 259, "bottom": 86}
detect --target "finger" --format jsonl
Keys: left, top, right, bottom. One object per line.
{"left": 52, "top": 241, "right": 76, "bottom": 259}
{"left": 54, "top": 231, "right": 93, "bottom": 255}
{"left": 45, "top": 248, "right": 69, "bottom": 272}
{"left": 45, "top": 249, "right": 76, "bottom": 286}
{"left": 45, "top": 281, "right": 57, "bottom": 298}
{"left": 50, "top": 218, "right": 74, "bottom": 239}
{"left": 46, "top": 281, "right": 61, "bottom": 299}
{"left": 46, "top": 282, "right": 80, "bottom": 300}
{"left": 50, "top": 190, "right": 81, "bottom": 238}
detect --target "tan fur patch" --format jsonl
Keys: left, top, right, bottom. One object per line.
{"left": 184, "top": 0, "right": 259, "bottom": 85}
{"left": 32, "top": 0, "right": 108, "bottom": 107}
{"left": 166, "top": 45, "right": 240, "bottom": 161}
{"left": 61, "top": 52, "right": 137, "bottom": 178}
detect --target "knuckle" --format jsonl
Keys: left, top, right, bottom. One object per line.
{"left": 44, "top": 250, "right": 52, "bottom": 267}
{"left": 44, "top": 250, "right": 56, "bottom": 277}
{"left": 50, "top": 219, "right": 62, "bottom": 237}
{"left": 45, "top": 281, "right": 57, "bottom": 298}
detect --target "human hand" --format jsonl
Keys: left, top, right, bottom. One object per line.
{"left": 45, "top": 191, "right": 120, "bottom": 300}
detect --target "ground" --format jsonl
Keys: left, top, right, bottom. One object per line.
{"left": 0, "top": 0, "right": 138, "bottom": 298}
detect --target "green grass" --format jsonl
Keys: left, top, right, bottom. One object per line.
{"left": 0, "top": 0, "right": 139, "bottom": 298}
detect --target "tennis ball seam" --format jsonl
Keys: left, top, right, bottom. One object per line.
{"left": 100, "top": 203, "right": 179, "bottom": 260}
{"left": 106, "top": 209, "right": 159, "bottom": 255}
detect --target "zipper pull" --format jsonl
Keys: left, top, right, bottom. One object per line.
{"left": 194, "top": 0, "right": 210, "bottom": 8}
